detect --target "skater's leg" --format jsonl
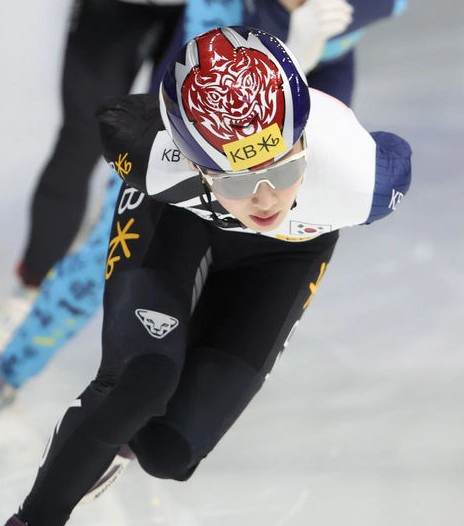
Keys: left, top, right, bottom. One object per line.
{"left": 0, "top": 0, "right": 166, "bottom": 362}
{"left": 133, "top": 231, "right": 339, "bottom": 480}
{"left": 0, "top": 176, "right": 121, "bottom": 390}
{"left": 20, "top": 0, "right": 172, "bottom": 284}
{"left": 16, "top": 205, "right": 212, "bottom": 525}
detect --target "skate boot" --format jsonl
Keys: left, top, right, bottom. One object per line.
{"left": 4, "top": 515, "right": 27, "bottom": 525}
{"left": 0, "top": 285, "right": 38, "bottom": 350}
{"left": 79, "top": 444, "right": 135, "bottom": 504}
{"left": 0, "top": 372, "right": 16, "bottom": 410}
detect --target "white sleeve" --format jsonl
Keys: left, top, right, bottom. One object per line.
{"left": 299, "top": 89, "right": 376, "bottom": 229}
{"left": 296, "top": 89, "right": 411, "bottom": 231}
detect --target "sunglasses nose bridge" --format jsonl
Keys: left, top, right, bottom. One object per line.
{"left": 252, "top": 178, "right": 277, "bottom": 195}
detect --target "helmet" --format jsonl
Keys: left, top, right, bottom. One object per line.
{"left": 160, "top": 26, "right": 310, "bottom": 173}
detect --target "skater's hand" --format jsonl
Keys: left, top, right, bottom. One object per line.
{"left": 285, "top": 0, "right": 354, "bottom": 73}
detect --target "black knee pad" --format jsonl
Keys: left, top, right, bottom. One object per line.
{"left": 131, "top": 422, "right": 198, "bottom": 481}
{"left": 130, "top": 347, "right": 263, "bottom": 481}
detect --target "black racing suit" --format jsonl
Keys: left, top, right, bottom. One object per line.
{"left": 19, "top": 182, "right": 338, "bottom": 525}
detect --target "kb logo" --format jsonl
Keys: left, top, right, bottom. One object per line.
{"left": 161, "top": 148, "right": 182, "bottom": 162}
{"left": 389, "top": 188, "right": 404, "bottom": 210}
{"left": 223, "top": 123, "right": 287, "bottom": 171}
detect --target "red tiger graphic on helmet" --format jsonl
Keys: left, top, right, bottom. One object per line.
{"left": 181, "top": 29, "right": 285, "bottom": 154}
{"left": 161, "top": 27, "right": 310, "bottom": 172}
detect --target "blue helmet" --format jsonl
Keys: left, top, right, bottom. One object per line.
{"left": 160, "top": 26, "right": 310, "bottom": 173}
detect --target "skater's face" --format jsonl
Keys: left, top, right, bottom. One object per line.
{"left": 201, "top": 139, "right": 306, "bottom": 233}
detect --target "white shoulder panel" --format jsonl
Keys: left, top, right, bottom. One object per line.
{"left": 145, "top": 131, "right": 198, "bottom": 195}
{"left": 298, "top": 89, "right": 376, "bottom": 229}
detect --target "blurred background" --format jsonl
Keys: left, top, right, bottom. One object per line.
{"left": 0, "top": 1, "right": 463, "bottom": 524}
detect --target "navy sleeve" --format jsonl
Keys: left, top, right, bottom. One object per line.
{"left": 244, "top": 0, "right": 291, "bottom": 42}
{"left": 342, "top": 0, "right": 405, "bottom": 34}
{"left": 365, "top": 131, "right": 412, "bottom": 224}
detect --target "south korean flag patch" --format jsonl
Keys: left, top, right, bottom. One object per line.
{"left": 290, "top": 221, "right": 332, "bottom": 237}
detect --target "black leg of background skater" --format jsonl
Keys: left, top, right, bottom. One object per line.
{"left": 20, "top": 0, "right": 183, "bottom": 283}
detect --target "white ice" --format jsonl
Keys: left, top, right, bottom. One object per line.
{"left": 1, "top": 1, "right": 464, "bottom": 524}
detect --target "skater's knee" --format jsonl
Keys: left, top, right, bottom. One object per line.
{"left": 131, "top": 423, "right": 200, "bottom": 481}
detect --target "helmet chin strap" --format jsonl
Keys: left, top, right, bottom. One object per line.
{"left": 200, "top": 177, "right": 245, "bottom": 229}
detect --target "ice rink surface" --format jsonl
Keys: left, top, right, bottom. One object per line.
{"left": 0, "top": 1, "right": 463, "bottom": 524}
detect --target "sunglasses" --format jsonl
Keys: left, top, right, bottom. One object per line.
{"left": 198, "top": 147, "right": 307, "bottom": 200}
